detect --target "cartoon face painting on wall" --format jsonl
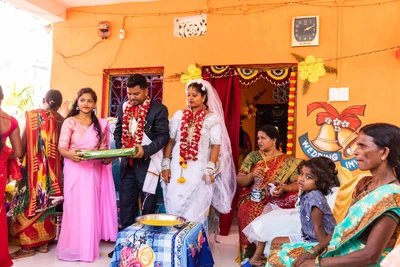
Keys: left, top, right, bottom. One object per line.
{"left": 298, "top": 102, "right": 366, "bottom": 170}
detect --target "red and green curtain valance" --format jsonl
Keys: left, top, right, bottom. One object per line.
{"left": 203, "top": 66, "right": 291, "bottom": 86}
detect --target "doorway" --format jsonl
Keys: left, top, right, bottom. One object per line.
{"left": 204, "top": 64, "right": 298, "bottom": 236}
{"left": 256, "top": 104, "right": 289, "bottom": 153}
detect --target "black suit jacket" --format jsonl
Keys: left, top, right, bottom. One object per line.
{"left": 114, "top": 100, "right": 170, "bottom": 183}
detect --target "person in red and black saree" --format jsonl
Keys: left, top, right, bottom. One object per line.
{"left": 10, "top": 89, "right": 64, "bottom": 260}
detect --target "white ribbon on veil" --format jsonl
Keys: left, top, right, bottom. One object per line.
{"left": 123, "top": 102, "right": 163, "bottom": 194}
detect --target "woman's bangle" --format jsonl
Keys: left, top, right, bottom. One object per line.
{"left": 313, "top": 245, "right": 324, "bottom": 255}
{"left": 305, "top": 248, "right": 318, "bottom": 256}
{"left": 314, "top": 255, "right": 322, "bottom": 267}
{"left": 101, "top": 160, "right": 111, "bottom": 165}
{"left": 306, "top": 245, "right": 323, "bottom": 255}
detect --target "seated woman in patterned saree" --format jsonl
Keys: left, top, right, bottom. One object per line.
{"left": 267, "top": 123, "right": 400, "bottom": 267}
{"left": 237, "top": 125, "right": 302, "bottom": 263}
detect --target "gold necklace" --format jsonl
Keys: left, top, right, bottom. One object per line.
{"left": 261, "top": 151, "right": 280, "bottom": 172}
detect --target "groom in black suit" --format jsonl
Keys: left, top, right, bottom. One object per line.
{"left": 114, "top": 74, "right": 169, "bottom": 230}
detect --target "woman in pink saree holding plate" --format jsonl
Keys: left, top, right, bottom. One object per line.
{"left": 57, "top": 87, "right": 118, "bottom": 262}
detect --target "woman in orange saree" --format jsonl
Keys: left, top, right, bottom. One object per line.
{"left": 236, "top": 125, "right": 302, "bottom": 264}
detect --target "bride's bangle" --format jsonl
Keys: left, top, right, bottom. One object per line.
{"left": 206, "top": 161, "right": 216, "bottom": 175}
{"left": 162, "top": 158, "right": 171, "bottom": 171}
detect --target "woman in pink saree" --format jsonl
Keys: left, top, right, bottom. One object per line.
{"left": 57, "top": 88, "right": 117, "bottom": 262}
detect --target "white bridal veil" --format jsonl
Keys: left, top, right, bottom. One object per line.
{"left": 186, "top": 79, "right": 237, "bottom": 214}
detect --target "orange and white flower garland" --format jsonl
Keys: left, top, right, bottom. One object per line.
{"left": 286, "top": 71, "right": 296, "bottom": 155}
{"left": 122, "top": 96, "right": 151, "bottom": 150}
{"left": 178, "top": 106, "right": 206, "bottom": 183}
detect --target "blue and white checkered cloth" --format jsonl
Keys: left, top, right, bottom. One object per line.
{"left": 110, "top": 222, "right": 214, "bottom": 267}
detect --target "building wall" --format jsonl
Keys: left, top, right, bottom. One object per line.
{"left": 50, "top": 0, "right": 400, "bottom": 163}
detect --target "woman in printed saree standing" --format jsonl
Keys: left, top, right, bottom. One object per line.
{"left": 267, "top": 123, "right": 400, "bottom": 267}
{"left": 161, "top": 78, "right": 236, "bottom": 224}
{"left": 236, "top": 125, "right": 302, "bottom": 263}
{"left": 10, "top": 89, "right": 64, "bottom": 259}
{"left": 0, "top": 85, "right": 22, "bottom": 267}
{"left": 56, "top": 88, "right": 117, "bottom": 262}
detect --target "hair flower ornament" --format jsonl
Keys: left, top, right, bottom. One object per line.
{"left": 185, "top": 79, "right": 207, "bottom": 93}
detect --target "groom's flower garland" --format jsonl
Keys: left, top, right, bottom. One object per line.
{"left": 178, "top": 106, "right": 206, "bottom": 183}
{"left": 121, "top": 97, "right": 151, "bottom": 162}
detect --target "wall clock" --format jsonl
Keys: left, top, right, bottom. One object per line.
{"left": 292, "top": 16, "right": 319, "bottom": 47}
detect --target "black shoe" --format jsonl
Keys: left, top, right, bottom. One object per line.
{"left": 108, "top": 250, "right": 114, "bottom": 258}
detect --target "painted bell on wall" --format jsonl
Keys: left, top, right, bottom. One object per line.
{"left": 311, "top": 124, "right": 341, "bottom": 152}
{"left": 338, "top": 128, "right": 358, "bottom": 157}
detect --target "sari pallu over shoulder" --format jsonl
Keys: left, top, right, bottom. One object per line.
{"left": 62, "top": 119, "right": 118, "bottom": 241}
{"left": 323, "top": 183, "right": 400, "bottom": 257}
{"left": 238, "top": 153, "right": 301, "bottom": 203}
{"left": 24, "top": 109, "right": 62, "bottom": 217}
{"left": 268, "top": 184, "right": 400, "bottom": 267}
{"left": 10, "top": 109, "right": 62, "bottom": 249}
